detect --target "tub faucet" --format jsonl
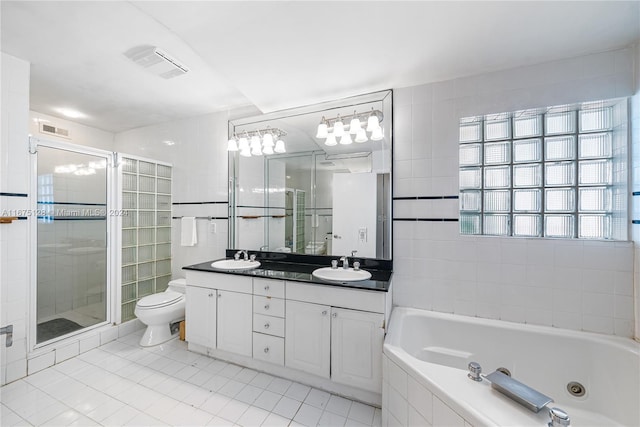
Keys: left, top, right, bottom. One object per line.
{"left": 548, "top": 408, "right": 570, "bottom": 427}
{"left": 339, "top": 256, "right": 349, "bottom": 269}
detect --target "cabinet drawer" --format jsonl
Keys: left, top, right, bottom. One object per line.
{"left": 253, "top": 278, "right": 285, "bottom": 298}
{"left": 253, "top": 295, "right": 285, "bottom": 317}
{"left": 253, "top": 314, "right": 285, "bottom": 337}
{"left": 253, "top": 333, "right": 284, "bottom": 366}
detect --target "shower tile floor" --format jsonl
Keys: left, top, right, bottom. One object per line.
{"left": 0, "top": 330, "right": 381, "bottom": 427}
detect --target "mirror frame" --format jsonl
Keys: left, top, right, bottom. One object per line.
{"left": 227, "top": 90, "right": 393, "bottom": 260}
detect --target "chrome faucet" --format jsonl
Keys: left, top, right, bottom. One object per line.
{"left": 548, "top": 408, "right": 570, "bottom": 427}
{"left": 235, "top": 250, "right": 249, "bottom": 260}
{"left": 339, "top": 256, "right": 349, "bottom": 270}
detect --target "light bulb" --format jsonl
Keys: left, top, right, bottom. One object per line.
{"left": 371, "top": 125, "right": 384, "bottom": 141}
{"left": 349, "top": 112, "right": 361, "bottom": 134}
{"left": 238, "top": 137, "right": 249, "bottom": 151}
{"left": 240, "top": 148, "right": 251, "bottom": 157}
{"left": 251, "top": 144, "right": 263, "bottom": 156}
{"left": 274, "top": 139, "right": 286, "bottom": 153}
{"left": 263, "top": 132, "right": 274, "bottom": 147}
{"left": 325, "top": 133, "right": 337, "bottom": 146}
{"left": 316, "top": 118, "right": 328, "bottom": 139}
{"left": 263, "top": 144, "right": 274, "bottom": 155}
{"left": 334, "top": 115, "right": 344, "bottom": 137}
{"left": 250, "top": 135, "right": 261, "bottom": 150}
{"left": 340, "top": 132, "right": 353, "bottom": 145}
{"left": 366, "top": 112, "right": 380, "bottom": 132}
{"left": 355, "top": 128, "right": 368, "bottom": 143}
{"left": 227, "top": 138, "right": 238, "bottom": 151}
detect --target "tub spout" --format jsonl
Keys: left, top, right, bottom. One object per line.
{"left": 548, "top": 407, "right": 570, "bottom": 427}
{"left": 467, "top": 361, "right": 482, "bottom": 381}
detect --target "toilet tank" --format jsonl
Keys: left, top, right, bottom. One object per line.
{"left": 167, "top": 278, "right": 187, "bottom": 294}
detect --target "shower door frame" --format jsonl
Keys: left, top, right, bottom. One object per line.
{"left": 28, "top": 137, "right": 118, "bottom": 351}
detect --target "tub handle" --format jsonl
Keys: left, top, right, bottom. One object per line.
{"left": 467, "top": 361, "right": 482, "bottom": 381}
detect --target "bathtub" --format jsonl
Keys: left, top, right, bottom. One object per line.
{"left": 382, "top": 307, "right": 640, "bottom": 426}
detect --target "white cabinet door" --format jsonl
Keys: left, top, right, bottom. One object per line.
{"left": 217, "top": 290, "right": 253, "bottom": 357}
{"left": 285, "top": 300, "right": 331, "bottom": 378}
{"left": 331, "top": 308, "right": 384, "bottom": 393}
{"left": 185, "top": 285, "right": 217, "bottom": 348}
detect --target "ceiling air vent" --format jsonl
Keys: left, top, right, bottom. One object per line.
{"left": 124, "top": 45, "right": 190, "bottom": 79}
{"left": 40, "top": 123, "right": 70, "bottom": 139}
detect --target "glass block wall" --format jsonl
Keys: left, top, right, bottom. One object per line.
{"left": 459, "top": 99, "right": 628, "bottom": 240}
{"left": 121, "top": 157, "right": 172, "bottom": 322}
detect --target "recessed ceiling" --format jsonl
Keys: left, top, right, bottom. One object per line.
{"left": 1, "top": 1, "right": 639, "bottom": 133}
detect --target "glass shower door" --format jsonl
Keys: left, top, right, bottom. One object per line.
{"left": 36, "top": 144, "right": 109, "bottom": 344}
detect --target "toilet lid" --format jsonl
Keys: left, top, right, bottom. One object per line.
{"left": 137, "top": 291, "right": 183, "bottom": 308}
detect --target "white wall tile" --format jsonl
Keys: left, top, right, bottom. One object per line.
{"left": 392, "top": 47, "right": 636, "bottom": 338}
{"left": 27, "top": 351, "right": 55, "bottom": 375}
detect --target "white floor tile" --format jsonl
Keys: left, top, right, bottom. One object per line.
{"left": 253, "top": 390, "right": 282, "bottom": 412}
{"left": 285, "top": 382, "right": 311, "bottom": 401}
{"left": 304, "top": 388, "right": 331, "bottom": 410}
{"left": 344, "top": 418, "right": 370, "bottom": 427}
{"left": 293, "top": 403, "right": 323, "bottom": 427}
{"left": 199, "top": 393, "right": 231, "bottom": 416}
{"left": 236, "top": 405, "right": 270, "bottom": 426}
{"left": 272, "top": 395, "right": 302, "bottom": 419}
{"left": 373, "top": 408, "right": 382, "bottom": 427}
{"left": 325, "top": 395, "right": 353, "bottom": 417}
{"left": 219, "top": 363, "right": 244, "bottom": 379}
{"left": 261, "top": 412, "right": 291, "bottom": 427}
{"left": 348, "top": 401, "right": 375, "bottom": 425}
{"left": 217, "top": 399, "right": 250, "bottom": 423}
{"left": 0, "top": 330, "right": 369, "bottom": 427}
{"left": 249, "top": 372, "right": 274, "bottom": 389}
{"left": 68, "top": 413, "right": 102, "bottom": 426}
{"left": 234, "top": 367, "right": 259, "bottom": 384}
{"left": 235, "top": 384, "right": 263, "bottom": 405}
{"left": 318, "top": 410, "right": 347, "bottom": 427}
{"left": 218, "top": 378, "right": 246, "bottom": 398}
{"left": 266, "top": 377, "right": 292, "bottom": 395}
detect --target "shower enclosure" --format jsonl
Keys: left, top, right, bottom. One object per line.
{"left": 33, "top": 140, "right": 112, "bottom": 345}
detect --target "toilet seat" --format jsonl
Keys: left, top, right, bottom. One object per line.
{"left": 136, "top": 291, "right": 183, "bottom": 309}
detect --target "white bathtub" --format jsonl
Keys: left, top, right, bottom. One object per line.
{"left": 383, "top": 307, "right": 640, "bottom": 427}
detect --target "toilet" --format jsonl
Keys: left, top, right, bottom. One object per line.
{"left": 134, "top": 278, "right": 186, "bottom": 347}
{"left": 305, "top": 241, "right": 326, "bottom": 255}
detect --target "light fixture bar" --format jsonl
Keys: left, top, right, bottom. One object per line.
{"left": 232, "top": 127, "right": 287, "bottom": 140}
{"left": 321, "top": 109, "right": 383, "bottom": 127}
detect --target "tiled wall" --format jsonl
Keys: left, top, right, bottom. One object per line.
{"left": 1, "top": 52, "right": 31, "bottom": 385}
{"left": 392, "top": 46, "right": 637, "bottom": 338}
{"left": 381, "top": 354, "right": 472, "bottom": 427}
{"left": 114, "top": 112, "right": 232, "bottom": 275}
{"left": 632, "top": 42, "right": 640, "bottom": 341}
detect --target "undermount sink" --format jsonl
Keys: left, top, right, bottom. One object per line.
{"left": 211, "top": 259, "right": 261, "bottom": 271}
{"left": 312, "top": 267, "right": 372, "bottom": 282}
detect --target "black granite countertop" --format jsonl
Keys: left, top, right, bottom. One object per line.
{"left": 183, "top": 257, "right": 392, "bottom": 292}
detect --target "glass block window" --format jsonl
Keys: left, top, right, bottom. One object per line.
{"left": 459, "top": 99, "right": 627, "bottom": 240}
{"left": 121, "top": 157, "right": 173, "bottom": 322}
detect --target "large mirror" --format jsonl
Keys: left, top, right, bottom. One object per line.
{"left": 228, "top": 90, "right": 392, "bottom": 259}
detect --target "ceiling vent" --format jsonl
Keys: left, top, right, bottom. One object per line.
{"left": 40, "top": 123, "right": 70, "bottom": 139}
{"left": 124, "top": 45, "right": 189, "bottom": 79}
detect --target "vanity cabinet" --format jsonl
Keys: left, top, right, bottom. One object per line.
{"left": 285, "top": 300, "right": 331, "bottom": 378}
{"left": 217, "top": 290, "right": 252, "bottom": 357}
{"left": 330, "top": 307, "right": 384, "bottom": 392}
{"left": 185, "top": 285, "right": 216, "bottom": 348}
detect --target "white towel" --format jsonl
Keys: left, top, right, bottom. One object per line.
{"left": 180, "top": 217, "right": 197, "bottom": 246}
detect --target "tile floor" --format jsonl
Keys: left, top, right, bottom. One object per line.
{"left": 0, "top": 331, "right": 381, "bottom": 426}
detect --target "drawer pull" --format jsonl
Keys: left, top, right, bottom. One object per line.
{"left": 264, "top": 347, "right": 269, "bottom": 354}
{"left": 332, "top": 312, "right": 338, "bottom": 318}
{"left": 218, "top": 293, "right": 221, "bottom": 298}
{"left": 264, "top": 285, "right": 270, "bottom": 291}
{"left": 322, "top": 310, "right": 327, "bottom": 316}
{"left": 264, "top": 304, "right": 270, "bottom": 310}
{"left": 264, "top": 322, "right": 270, "bottom": 329}
{"left": 208, "top": 293, "right": 213, "bottom": 297}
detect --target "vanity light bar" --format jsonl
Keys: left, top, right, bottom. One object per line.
{"left": 227, "top": 127, "right": 287, "bottom": 156}
{"left": 316, "top": 109, "right": 384, "bottom": 145}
